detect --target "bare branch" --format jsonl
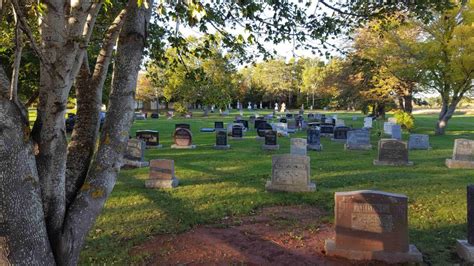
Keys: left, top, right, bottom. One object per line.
{"left": 10, "top": 4, "right": 23, "bottom": 102}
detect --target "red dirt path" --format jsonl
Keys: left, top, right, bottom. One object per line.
{"left": 131, "top": 205, "right": 390, "bottom": 265}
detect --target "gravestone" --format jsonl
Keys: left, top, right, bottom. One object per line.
{"left": 308, "top": 122, "right": 321, "bottom": 128}
{"left": 151, "top": 113, "right": 159, "bottom": 119}
{"left": 332, "top": 126, "right": 350, "bottom": 142}
{"left": 324, "top": 118, "right": 333, "bottom": 125}
{"left": 290, "top": 138, "right": 307, "bottom": 156}
{"left": 122, "top": 139, "right": 149, "bottom": 168}
{"left": 364, "top": 117, "right": 373, "bottom": 129}
{"left": 134, "top": 112, "right": 146, "bottom": 120}
{"left": 280, "top": 117, "right": 288, "bottom": 123}
{"left": 287, "top": 119, "right": 297, "bottom": 133}
{"left": 256, "top": 122, "right": 272, "bottom": 140}
{"left": 325, "top": 190, "right": 422, "bottom": 263}
{"left": 335, "top": 119, "right": 345, "bottom": 127}
{"left": 249, "top": 116, "right": 256, "bottom": 128}
{"left": 307, "top": 127, "right": 322, "bottom": 151}
{"left": 373, "top": 139, "right": 413, "bottom": 166}
{"left": 232, "top": 124, "right": 244, "bottom": 139}
{"left": 214, "top": 121, "right": 224, "bottom": 129}
{"left": 384, "top": 122, "right": 395, "bottom": 135}
{"left": 408, "top": 134, "right": 431, "bottom": 150}
{"left": 171, "top": 128, "right": 196, "bottom": 149}
{"left": 262, "top": 130, "right": 279, "bottom": 150}
{"left": 345, "top": 129, "right": 372, "bottom": 150}
{"left": 254, "top": 119, "right": 266, "bottom": 131}
{"left": 320, "top": 125, "right": 334, "bottom": 137}
{"left": 214, "top": 129, "right": 230, "bottom": 150}
{"left": 265, "top": 154, "right": 315, "bottom": 192}
{"left": 286, "top": 113, "right": 293, "bottom": 119}
{"left": 456, "top": 185, "right": 474, "bottom": 263}
{"left": 308, "top": 113, "right": 315, "bottom": 119}
{"left": 234, "top": 119, "right": 249, "bottom": 130}
{"left": 446, "top": 139, "right": 474, "bottom": 169}
{"left": 145, "top": 159, "right": 179, "bottom": 188}
{"left": 391, "top": 125, "right": 402, "bottom": 140}
{"left": 175, "top": 123, "right": 190, "bottom": 130}
{"left": 136, "top": 130, "right": 162, "bottom": 148}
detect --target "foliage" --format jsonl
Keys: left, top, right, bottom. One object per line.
{"left": 173, "top": 102, "right": 188, "bottom": 115}
{"left": 393, "top": 110, "right": 415, "bottom": 130}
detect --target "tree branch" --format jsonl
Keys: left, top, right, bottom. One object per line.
{"left": 10, "top": 4, "right": 23, "bottom": 102}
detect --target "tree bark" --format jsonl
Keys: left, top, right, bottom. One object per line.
{"left": 57, "top": 1, "right": 153, "bottom": 264}
{"left": 403, "top": 95, "right": 413, "bottom": 114}
{"left": 1, "top": 65, "right": 55, "bottom": 265}
{"left": 435, "top": 98, "right": 460, "bottom": 135}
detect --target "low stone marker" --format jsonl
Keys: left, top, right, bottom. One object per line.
{"left": 325, "top": 190, "right": 422, "bottom": 263}
{"left": 136, "top": 130, "right": 162, "bottom": 148}
{"left": 446, "top": 139, "right": 474, "bottom": 169}
{"left": 391, "top": 124, "right": 402, "bottom": 140}
{"left": 373, "top": 139, "right": 413, "bottom": 166}
{"left": 332, "top": 126, "right": 350, "bottom": 142}
{"left": 307, "top": 127, "right": 322, "bottom": 151}
{"left": 457, "top": 185, "right": 474, "bottom": 263}
{"left": 145, "top": 159, "right": 179, "bottom": 188}
{"left": 214, "top": 129, "right": 230, "bottom": 150}
{"left": 122, "top": 139, "right": 149, "bottom": 168}
{"left": 345, "top": 129, "right": 372, "bottom": 150}
{"left": 408, "top": 134, "right": 431, "bottom": 150}
{"left": 262, "top": 130, "right": 279, "bottom": 150}
{"left": 171, "top": 128, "right": 196, "bottom": 149}
{"left": 290, "top": 138, "right": 307, "bottom": 156}
{"left": 364, "top": 117, "right": 373, "bottom": 129}
{"left": 231, "top": 124, "right": 244, "bottom": 139}
{"left": 265, "top": 154, "right": 315, "bottom": 192}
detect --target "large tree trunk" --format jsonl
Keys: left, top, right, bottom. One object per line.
{"left": 1, "top": 65, "right": 56, "bottom": 265}
{"left": 435, "top": 98, "right": 459, "bottom": 135}
{"left": 403, "top": 95, "right": 413, "bottom": 114}
{"left": 57, "top": 1, "right": 153, "bottom": 264}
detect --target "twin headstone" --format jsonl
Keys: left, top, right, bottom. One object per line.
{"left": 325, "top": 190, "right": 422, "bottom": 263}
{"left": 145, "top": 159, "right": 179, "bottom": 188}
{"left": 373, "top": 139, "right": 413, "bottom": 166}
{"left": 265, "top": 154, "right": 315, "bottom": 192}
{"left": 446, "top": 139, "right": 474, "bottom": 169}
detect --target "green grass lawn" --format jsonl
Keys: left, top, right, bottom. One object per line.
{"left": 79, "top": 110, "right": 473, "bottom": 265}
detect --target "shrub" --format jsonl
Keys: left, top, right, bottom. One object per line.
{"left": 174, "top": 102, "right": 188, "bottom": 115}
{"left": 393, "top": 110, "right": 414, "bottom": 130}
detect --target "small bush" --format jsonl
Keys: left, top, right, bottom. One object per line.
{"left": 393, "top": 110, "right": 414, "bottom": 130}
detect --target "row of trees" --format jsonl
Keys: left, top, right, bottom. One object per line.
{"left": 142, "top": 1, "right": 474, "bottom": 135}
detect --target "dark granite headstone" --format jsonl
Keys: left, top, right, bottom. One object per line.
{"left": 374, "top": 139, "right": 412, "bottom": 166}
{"left": 257, "top": 122, "right": 272, "bottom": 138}
{"left": 136, "top": 130, "right": 160, "bottom": 147}
{"left": 286, "top": 113, "right": 293, "bottom": 119}
{"left": 307, "top": 127, "right": 322, "bottom": 151}
{"left": 280, "top": 118, "right": 288, "bottom": 123}
{"left": 214, "top": 121, "right": 224, "bottom": 129}
{"left": 333, "top": 126, "right": 350, "bottom": 141}
{"left": 320, "top": 125, "right": 334, "bottom": 136}
{"left": 175, "top": 123, "right": 191, "bottom": 130}
{"left": 151, "top": 113, "right": 159, "bottom": 119}
{"left": 254, "top": 119, "right": 266, "bottom": 130}
{"left": 232, "top": 125, "right": 244, "bottom": 138}
{"left": 265, "top": 130, "right": 277, "bottom": 146}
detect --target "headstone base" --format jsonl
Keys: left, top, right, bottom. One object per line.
{"left": 171, "top": 144, "right": 196, "bottom": 149}
{"left": 262, "top": 144, "right": 280, "bottom": 150}
{"left": 373, "top": 159, "right": 413, "bottom": 166}
{"left": 214, "top": 144, "right": 231, "bottom": 150}
{"left": 145, "top": 178, "right": 179, "bottom": 189}
{"left": 344, "top": 144, "right": 372, "bottom": 150}
{"left": 445, "top": 159, "right": 474, "bottom": 169}
{"left": 122, "top": 159, "right": 149, "bottom": 168}
{"left": 307, "top": 144, "right": 323, "bottom": 151}
{"left": 457, "top": 240, "right": 474, "bottom": 263}
{"left": 146, "top": 144, "right": 163, "bottom": 149}
{"left": 231, "top": 137, "right": 244, "bottom": 140}
{"left": 265, "top": 181, "right": 316, "bottom": 192}
{"left": 331, "top": 138, "right": 347, "bottom": 143}
{"left": 324, "top": 240, "right": 422, "bottom": 263}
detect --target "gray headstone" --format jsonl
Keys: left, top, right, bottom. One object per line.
{"left": 391, "top": 125, "right": 402, "bottom": 140}
{"left": 125, "top": 139, "right": 146, "bottom": 161}
{"left": 384, "top": 122, "right": 395, "bottom": 135}
{"left": 345, "top": 129, "right": 371, "bottom": 150}
{"left": 408, "top": 134, "right": 430, "bottom": 150}
{"left": 290, "top": 138, "right": 307, "bottom": 156}
{"left": 364, "top": 117, "right": 373, "bottom": 128}
{"left": 265, "top": 154, "right": 315, "bottom": 192}
{"left": 453, "top": 139, "right": 474, "bottom": 161}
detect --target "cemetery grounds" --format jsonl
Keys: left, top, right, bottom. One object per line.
{"left": 61, "top": 110, "right": 474, "bottom": 265}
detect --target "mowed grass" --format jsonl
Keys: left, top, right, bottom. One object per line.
{"left": 79, "top": 110, "right": 474, "bottom": 265}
